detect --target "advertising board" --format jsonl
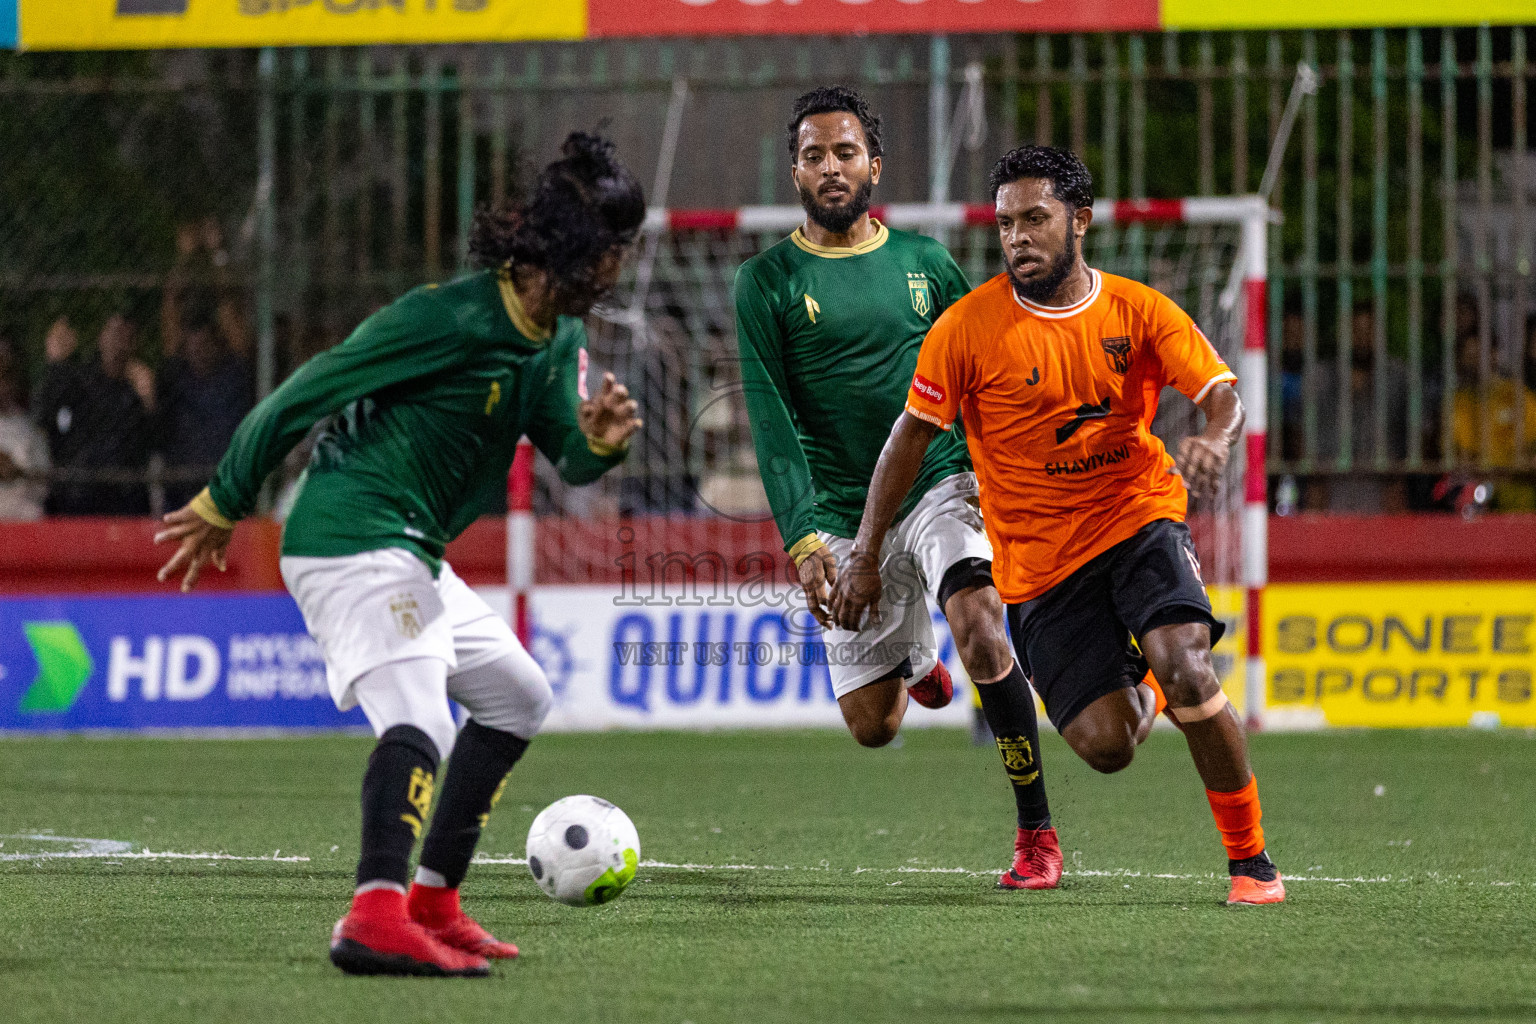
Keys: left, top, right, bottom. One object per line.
{"left": 0, "top": 593, "right": 367, "bottom": 732}
{"left": 17, "top": 0, "right": 582, "bottom": 50}
{"left": 1263, "top": 582, "right": 1536, "bottom": 729}
{"left": 0, "top": 586, "right": 972, "bottom": 733}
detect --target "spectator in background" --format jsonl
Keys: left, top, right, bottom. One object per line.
{"left": 158, "top": 222, "right": 255, "bottom": 509}
{"left": 1310, "top": 306, "right": 1408, "bottom": 512}
{"left": 32, "top": 314, "right": 154, "bottom": 515}
{"left": 1277, "top": 308, "right": 1306, "bottom": 461}
{"left": 1450, "top": 328, "right": 1536, "bottom": 510}
{"left": 0, "top": 335, "right": 50, "bottom": 519}
{"left": 1524, "top": 313, "right": 1536, "bottom": 394}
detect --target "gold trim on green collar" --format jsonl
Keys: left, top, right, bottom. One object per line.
{"left": 790, "top": 220, "right": 889, "bottom": 259}
{"left": 788, "top": 533, "right": 826, "bottom": 565}
{"left": 190, "top": 487, "right": 235, "bottom": 530}
{"left": 496, "top": 267, "right": 554, "bottom": 342}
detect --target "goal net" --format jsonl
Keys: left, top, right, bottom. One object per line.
{"left": 518, "top": 199, "right": 1270, "bottom": 725}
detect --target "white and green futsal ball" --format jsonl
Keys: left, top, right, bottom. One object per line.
{"left": 525, "top": 795, "right": 640, "bottom": 906}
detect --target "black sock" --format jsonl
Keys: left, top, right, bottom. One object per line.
{"left": 1229, "top": 850, "right": 1278, "bottom": 881}
{"left": 418, "top": 720, "right": 531, "bottom": 889}
{"left": 356, "top": 725, "right": 440, "bottom": 888}
{"left": 976, "top": 663, "right": 1052, "bottom": 830}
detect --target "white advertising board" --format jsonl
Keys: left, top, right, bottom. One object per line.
{"left": 473, "top": 585, "right": 973, "bottom": 732}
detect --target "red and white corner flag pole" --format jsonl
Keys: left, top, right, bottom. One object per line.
{"left": 507, "top": 438, "right": 535, "bottom": 648}
{"left": 1239, "top": 210, "right": 1268, "bottom": 732}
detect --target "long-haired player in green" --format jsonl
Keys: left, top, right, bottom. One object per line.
{"left": 156, "top": 133, "right": 644, "bottom": 976}
{"left": 734, "top": 87, "right": 1062, "bottom": 890}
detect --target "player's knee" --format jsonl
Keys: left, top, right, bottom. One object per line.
{"left": 946, "top": 592, "right": 1013, "bottom": 681}
{"left": 1069, "top": 718, "right": 1136, "bottom": 774}
{"left": 954, "top": 631, "right": 1013, "bottom": 683}
{"left": 480, "top": 661, "right": 554, "bottom": 739}
{"left": 1157, "top": 649, "right": 1220, "bottom": 709}
{"left": 524, "top": 667, "right": 555, "bottom": 733}
{"left": 851, "top": 716, "right": 900, "bottom": 748}
{"left": 1081, "top": 734, "right": 1135, "bottom": 774}
{"left": 416, "top": 707, "right": 459, "bottom": 763}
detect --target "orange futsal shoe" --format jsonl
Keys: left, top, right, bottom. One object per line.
{"left": 1226, "top": 851, "right": 1285, "bottom": 905}
{"left": 997, "top": 826, "right": 1063, "bottom": 890}
{"left": 408, "top": 882, "right": 520, "bottom": 959}
{"left": 1227, "top": 873, "right": 1286, "bottom": 905}
{"left": 330, "top": 889, "right": 490, "bottom": 977}
{"left": 908, "top": 661, "right": 954, "bottom": 710}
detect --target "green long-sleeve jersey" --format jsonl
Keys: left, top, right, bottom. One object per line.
{"left": 207, "top": 269, "right": 626, "bottom": 575}
{"left": 734, "top": 221, "right": 972, "bottom": 551}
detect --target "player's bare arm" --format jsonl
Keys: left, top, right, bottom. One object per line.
{"left": 828, "top": 410, "right": 937, "bottom": 631}
{"left": 1175, "top": 382, "right": 1244, "bottom": 497}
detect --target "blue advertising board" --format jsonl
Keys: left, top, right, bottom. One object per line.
{"left": 0, "top": 594, "right": 367, "bottom": 733}
{"left": 1, "top": 0, "right": 16, "bottom": 49}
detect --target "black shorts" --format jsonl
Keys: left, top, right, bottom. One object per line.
{"left": 1005, "top": 519, "right": 1225, "bottom": 731}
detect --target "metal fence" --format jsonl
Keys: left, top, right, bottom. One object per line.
{"left": 0, "top": 27, "right": 1532, "bottom": 517}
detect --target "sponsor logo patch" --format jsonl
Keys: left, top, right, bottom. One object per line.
{"left": 912, "top": 373, "right": 946, "bottom": 404}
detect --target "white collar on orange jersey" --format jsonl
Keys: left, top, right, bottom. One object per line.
{"left": 1011, "top": 268, "right": 1102, "bottom": 319}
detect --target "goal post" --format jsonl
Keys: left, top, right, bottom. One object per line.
{"left": 508, "top": 197, "right": 1272, "bottom": 728}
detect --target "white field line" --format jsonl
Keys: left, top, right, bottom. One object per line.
{"left": 470, "top": 854, "right": 1526, "bottom": 887}
{"left": 0, "top": 837, "right": 1522, "bottom": 887}
{"left": 0, "top": 834, "right": 309, "bottom": 863}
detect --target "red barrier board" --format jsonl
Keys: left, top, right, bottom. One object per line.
{"left": 587, "top": 0, "right": 1160, "bottom": 38}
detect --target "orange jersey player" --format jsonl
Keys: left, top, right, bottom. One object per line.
{"left": 831, "top": 145, "right": 1284, "bottom": 906}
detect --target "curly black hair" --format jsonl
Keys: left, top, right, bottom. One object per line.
{"left": 469, "top": 131, "right": 645, "bottom": 299}
{"left": 988, "top": 145, "right": 1094, "bottom": 210}
{"left": 786, "top": 86, "right": 883, "bottom": 161}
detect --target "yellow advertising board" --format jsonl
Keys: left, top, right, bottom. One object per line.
{"left": 1263, "top": 582, "right": 1536, "bottom": 728}
{"left": 19, "top": 1, "right": 584, "bottom": 51}
{"left": 1162, "top": 0, "right": 1534, "bottom": 30}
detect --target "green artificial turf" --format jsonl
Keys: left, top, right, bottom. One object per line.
{"left": 2, "top": 728, "right": 1533, "bottom": 1023}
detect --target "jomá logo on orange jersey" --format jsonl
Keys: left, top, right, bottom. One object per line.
{"left": 912, "top": 374, "right": 946, "bottom": 404}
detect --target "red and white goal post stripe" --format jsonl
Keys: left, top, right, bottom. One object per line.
{"left": 508, "top": 196, "right": 1272, "bottom": 728}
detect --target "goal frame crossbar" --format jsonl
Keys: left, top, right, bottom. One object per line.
{"left": 510, "top": 196, "right": 1271, "bottom": 728}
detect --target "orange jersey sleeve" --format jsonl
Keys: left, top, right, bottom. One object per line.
{"left": 1148, "top": 291, "right": 1237, "bottom": 403}
{"left": 904, "top": 308, "right": 969, "bottom": 430}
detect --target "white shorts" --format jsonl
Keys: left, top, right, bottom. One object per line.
{"left": 819, "top": 472, "right": 994, "bottom": 699}
{"left": 279, "top": 548, "right": 522, "bottom": 712}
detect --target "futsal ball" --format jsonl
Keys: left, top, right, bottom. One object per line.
{"left": 525, "top": 795, "right": 640, "bottom": 906}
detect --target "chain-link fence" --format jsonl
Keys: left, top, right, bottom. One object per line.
{"left": 1, "top": 28, "right": 1533, "bottom": 520}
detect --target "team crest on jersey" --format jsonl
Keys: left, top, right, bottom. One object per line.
{"left": 389, "top": 592, "right": 424, "bottom": 639}
{"left": 907, "top": 273, "right": 931, "bottom": 317}
{"left": 1101, "top": 335, "right": 1133, "bottom": 374}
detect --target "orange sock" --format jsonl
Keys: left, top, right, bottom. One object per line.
{"left": 1204, "top": 775, "right": 1266, "bottom": 861}
{"left": 1141, "top": 671, "right": 1167, "bottom": 716}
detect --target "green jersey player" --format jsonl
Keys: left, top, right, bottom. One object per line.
{"left": 735, "top": 88, "right": 1061, "bottom": 889}
{"left": 156, "top": 133, "right": 644, "bottom": 976}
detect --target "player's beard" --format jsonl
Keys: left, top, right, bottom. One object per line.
{"left": 1008, "top": 229, "right": 1079, "bottom": 305}
{"left": 798, "top": 177, "right": 873, "bottom": 235}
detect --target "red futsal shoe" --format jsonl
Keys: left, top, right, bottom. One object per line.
{"left": 908, "top": 661, "right": 954, "bottom": 710}
{"left": 997, "top": 826, "right": 1063, "bottom": 890}
{"left": 329, "top": 888, "right": 490, "bottom": 978}
{"left": 408, "top": 882, "right": 520, "bottom": 959}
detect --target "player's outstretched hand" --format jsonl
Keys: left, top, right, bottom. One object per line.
{"left": 579, "top": 372, "right": 642, "bottom": 450}
{"left": 828, "top": 549, "right": 882, "bottom": 632}
{"left": 1176, "top": 435, "right": 1229, "bottom": 497}
{"left": 154, "top": 502, "right": 233, "bottom": 593}
{"left": 797, "top": 545, "right": 839, "bottom": 629}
